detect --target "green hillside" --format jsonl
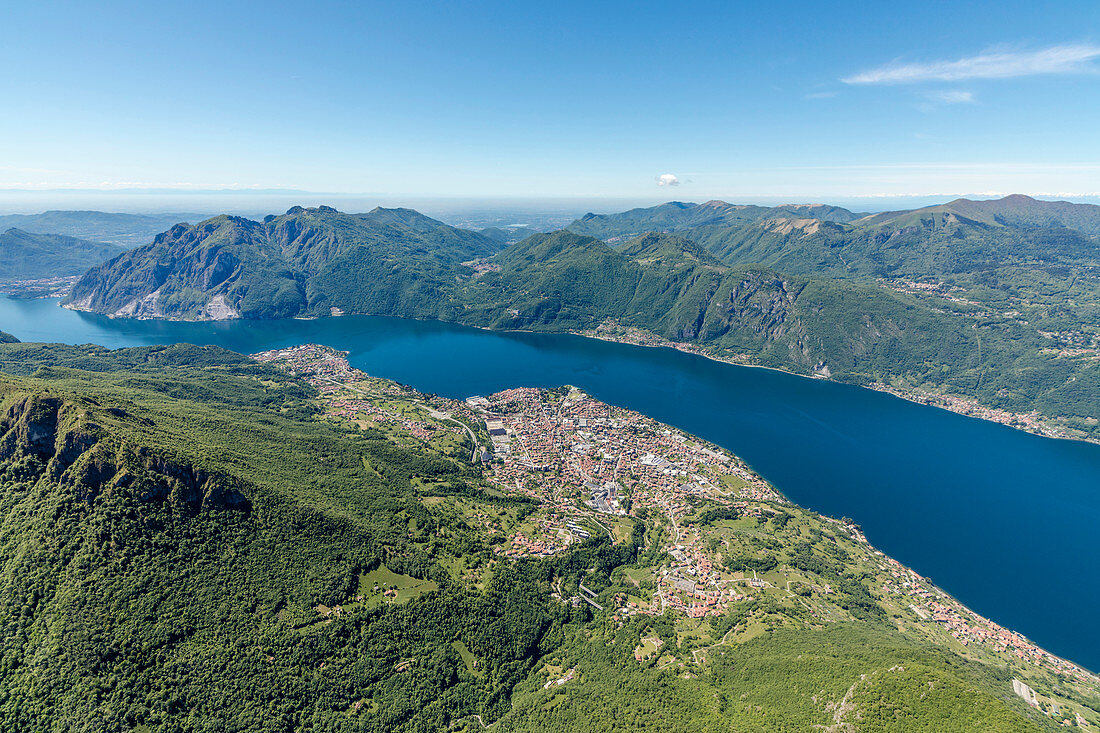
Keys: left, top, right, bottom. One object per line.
{"left": 0, "top": 211, "right": 191, "bottom": 248}
{"left": 558, "top": 197, "right": 1100, "bottom": 437}
{"left": 568, "top": 200, "right": 864, "bottom": 241}
{"left": 0, "top": 228, "right": 127, "bottom": 281}
{"left": 567, "top": 195, "right": 1100, "bottom": 282}
{"left": 687, "top": 208, "right": 1099, "bottom": 281}
{"left": 0, "top": 342, "right": 1091, "bottom": 731}
{"left": 64, "top": 206, "right": 502, "bottom": 320}
{"left": 856, "top": 194, "right": 1100, "bottom": 235}
{"left": 0, "top": 344, "right": 560, "bottom": 731}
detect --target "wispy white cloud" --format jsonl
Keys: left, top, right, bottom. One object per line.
{"left": 927, "top": 90, "right": 974, "bottom": 104}
{"left": 916, "top": 89, "right": 975, "bottom": 112}
{"left": 804, "top": 90, "right": 839, "bottom": 100}
{"left": 843, "top": 43, "right": 1100, "bottom": 84}
{"left": 656, "top": 173, "right": 680, "bottom": 186}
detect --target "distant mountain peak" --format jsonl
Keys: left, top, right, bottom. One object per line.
{"left": 285, "top": 205, "right": 341, "bottom": 215}
{"left": 368, "top": 206, "right": 419, "bottom": 215}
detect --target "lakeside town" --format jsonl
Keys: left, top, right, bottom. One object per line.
{"left": 251, "top": 343, "right": 1099, "bottom": 726}
{"left": 0, "top": 274, "right": 80, "bottom": 299}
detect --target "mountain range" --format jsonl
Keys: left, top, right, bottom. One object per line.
{"left": 568, "top": 195, "right": 1100, "bottom": 280}
{"left": 66, "top": 206, "right": 500, "bottom": 320}
{"left": 44, "top": 196, "right": 1100, "bottom": 440}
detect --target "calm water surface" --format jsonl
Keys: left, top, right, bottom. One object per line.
{"left": 3, "top": 296, "right": 1099, "bottom": 670}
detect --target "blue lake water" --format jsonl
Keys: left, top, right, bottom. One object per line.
{"left": 3, "top": 295, "right": 1100, "bottom": 671}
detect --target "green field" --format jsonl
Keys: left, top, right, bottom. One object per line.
{"left": 358, "top": 564, "right": 439, "bottom": 607}
{"left": 453, "top": 640, "right": 483, "bottom": 677}
{"left": 717, "top": 472, "right": 748, "bottom": 492}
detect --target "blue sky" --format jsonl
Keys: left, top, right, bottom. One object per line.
{"left": 2, "top": 0, "right": 1099, "bottom": 201}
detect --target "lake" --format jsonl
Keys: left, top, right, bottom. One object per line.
{"left": 3, "top": 295, "right": 1100, "bottom": 671}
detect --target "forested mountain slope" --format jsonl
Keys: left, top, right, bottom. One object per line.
{"left": 686, "top": 205, "right": 1100, "bottom": 281}
{"left": 0, "top": 344, "right": 563, "bottom": 731}
{"left": 64, "top": 206, "right": 501, "bottom": 319}
{"left": 568, "top": 195, "right": 1100, "bottom": 281}
{"left": 0, "top": 342, "right": 1092, "bottom": 731}
{"left": 0, "top": 210, "right": 190, "bottom": 248}
{"left": 460, "top": 230, "right": 944, "bottom": 364}
{"left": 0, "top": 228, "right": 126, "bottom": 280}
{"left": 453, "top": 231, "right": 1100, "bottom": 436}
{"left": 568, "top": 199, "right": 864, "bottom": 241}
{"left": 857, "top": 194, "right": 1100, "bottom": 236}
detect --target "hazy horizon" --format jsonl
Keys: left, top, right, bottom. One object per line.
{"left": 1, "top": 190, "right": 1098, "bottom": 230}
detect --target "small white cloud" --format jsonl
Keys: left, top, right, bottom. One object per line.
{"left": 656, "top": 173, "right": 680, "bottom": 186}
{"left": 843, "top": 43, "right": 1100, "bottom": 84}
{"left": 927, "top": 90, "right": 975, "bottom": 104}
{"left": 804, "top": 91, "right": 839, "bottom": 100}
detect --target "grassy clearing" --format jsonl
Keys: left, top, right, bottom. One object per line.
{"left": 609, "top": 516, "right": 636, "bottom": 544}
{"left": 452, "top": 640, "right": 483, "bottom": 678}
{"left": 357, "top": 565, "right": 438, "bottom": 607}
{"left": 718, "top": 473, "right": 748, "bottom": 492}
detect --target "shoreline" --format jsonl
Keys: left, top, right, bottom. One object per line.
{"left": 12, "top": 304, "right": 1100, "bottom": 683}
{"left": 52, "top": 299, "right": 1098, "bottom": 446}
{"left": 568, "top": 323, "right": 1100, "bottom": 447}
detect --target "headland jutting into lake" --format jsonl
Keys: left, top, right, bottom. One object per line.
{"left": 250, "top": 343, "right": 1096, "bottom": 721}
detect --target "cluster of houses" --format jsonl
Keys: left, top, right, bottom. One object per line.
{"left": 252, "top": 344, "right": 467, "bottom": 443}
{"left": 252, "top": 344, "right": 361, "bottom": 382}
{"left": 473, "top": 385, "right": 779, "bottom": 516}
{"left": 873, "top": 543, "right": 1096, "bottom": 684}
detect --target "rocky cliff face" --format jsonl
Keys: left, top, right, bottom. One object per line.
{"left": 0, "top": 391, "right": 249, "bottom": 510}
{"left": 65, "top": 215, "right": 290, "bottom": 320}
{"left": 696, "top": 269, "right": 814, "bottom": 365}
